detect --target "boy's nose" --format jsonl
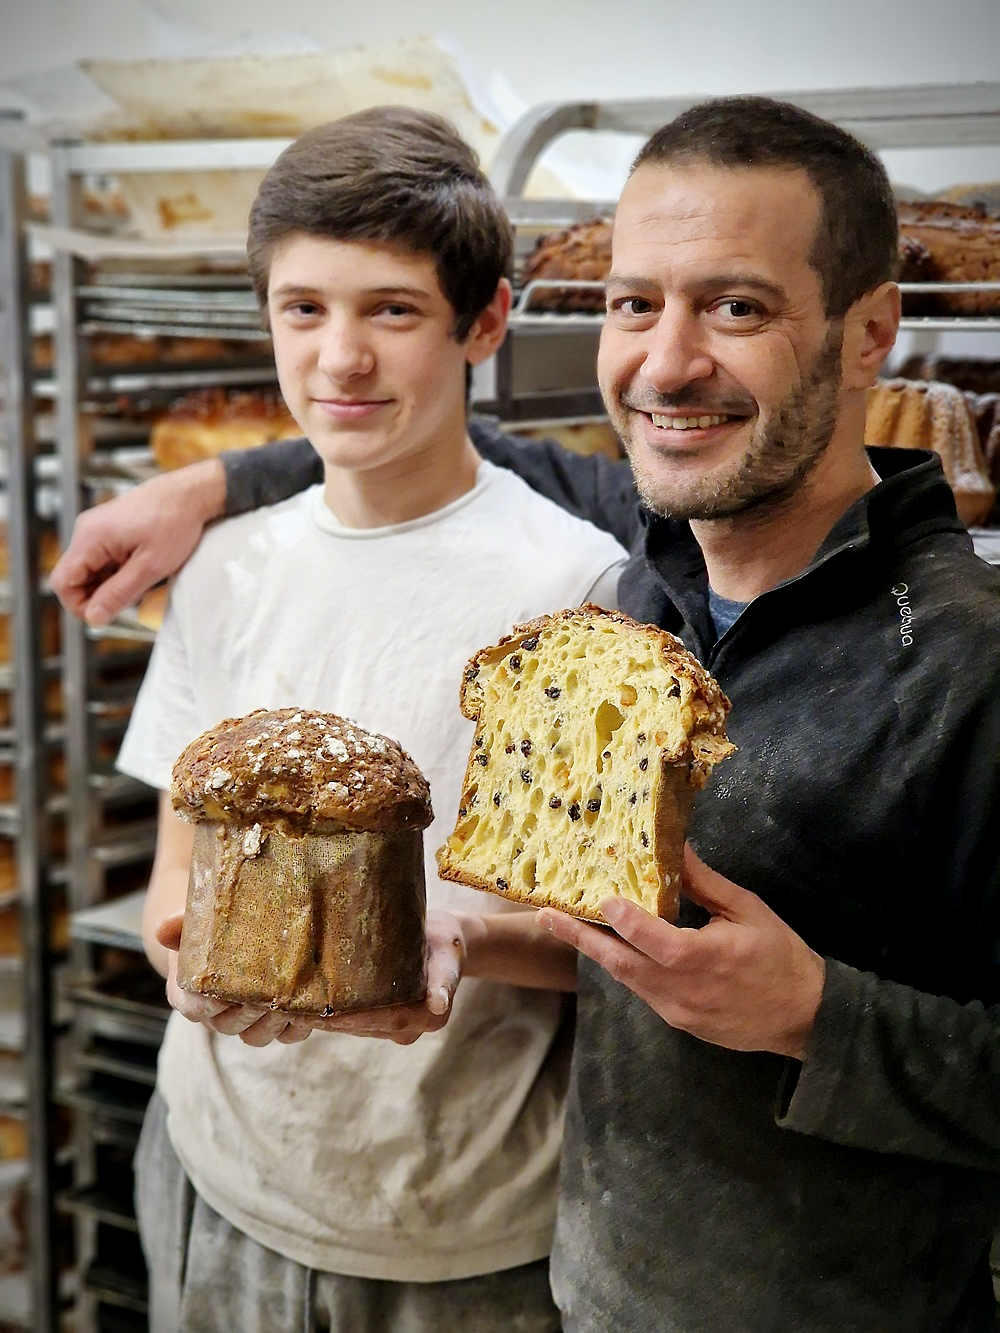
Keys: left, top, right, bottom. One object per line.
{"left": 317, "top": 320, "right": 375, "bottom": 381}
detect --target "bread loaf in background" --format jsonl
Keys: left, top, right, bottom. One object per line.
{"left": 896, "top": 198, "right": 1000, "bottom": 314}
{"left": 150, "top": 387, "right": 300, "bottom": 470}
{"left": 518, "top": 195, "right": 1000, "bottom": 316}
{"left": 866, "top": 378, "right": 996, "bottom": 526}
{"left": 438, "top": 606, "right": 734, "bottom": 922}
{"left": 172, "top": 708, "right": 431, "bottom": 1015}
{"left": 519, "top": 218, "right": 612, "bottom": 312}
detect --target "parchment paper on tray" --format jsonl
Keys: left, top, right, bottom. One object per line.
{"left": 78, "top": 37, "right": 501, "bottom": 238}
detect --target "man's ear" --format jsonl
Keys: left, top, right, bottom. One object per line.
{"left": 840, "top": 281, "right": 901, "bottom": 390}
{"left": 465, "top": 278, "right": 512, "bottom": 366}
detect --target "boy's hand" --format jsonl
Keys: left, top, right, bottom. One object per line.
{"left": 296, "top": 909, "right": 468, "bottom": 1045}
{"left": 538, "top": 844, "right": 825, "bottom": 1060}
{"left": 49, "top": 460, "right": 225, "bottom": 627}
{"left": 153, "top": 907, "right": 469, "bottom": 1047}
{"left": 155, "top": 913, "right": 313, "bottom": 1047}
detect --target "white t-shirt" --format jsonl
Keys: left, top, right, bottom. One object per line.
{"left": 118, "top": 458, "right": 626, "bottom": 1281}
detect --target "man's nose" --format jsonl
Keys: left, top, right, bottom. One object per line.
{"left": 640, "top": 307, "right": 714, "bottom": 393}
{"left": 317, "top": 317, "right": 375, "bottom": 380}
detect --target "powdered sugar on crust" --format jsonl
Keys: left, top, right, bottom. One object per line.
{"left": 171, "top": 708, "right": 433, "bottom": 835}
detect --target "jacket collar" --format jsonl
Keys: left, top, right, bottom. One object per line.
{"left": 635, "top": 448, "right": 968, "bottom": 654}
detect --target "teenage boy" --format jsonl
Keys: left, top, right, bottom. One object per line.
{"left": 115, "top": 106, "right": 625, "bottom": 1333}
{"left": 60, "top": 96, "right": 1000, "bottom": 1331}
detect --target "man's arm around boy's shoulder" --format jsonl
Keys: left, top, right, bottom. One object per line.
{"left": 49, "top": 421, "right": 642, "bottom": 627}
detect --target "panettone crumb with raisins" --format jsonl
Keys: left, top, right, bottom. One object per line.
{"left": 437, "top": 606, "right": 734, "bottom": 922}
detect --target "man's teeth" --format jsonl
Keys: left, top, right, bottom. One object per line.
{"left": 650, "top": 413, "right": 728, "bottom": 430}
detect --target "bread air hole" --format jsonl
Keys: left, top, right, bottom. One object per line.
{"left": 594, "top": 699, "right": 626, "bottom": 773}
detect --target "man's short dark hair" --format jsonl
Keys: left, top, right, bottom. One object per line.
{"left": 633, "top": 96, "right": 898, "bottom": 317}
{"left": 247, "top": 106, "right": 512, "bottom": 340}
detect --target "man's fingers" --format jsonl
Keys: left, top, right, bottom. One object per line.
{"left": 83, "top": 560, "right": 160, "bottom": 627}
{"left": 48, "top": 555, "right": 114, "bottom": 617}
{"left": 598, "top": 896, "right": 688, "bottom": 965}
{"left": 681, "top": 844, "right": 763, "bottom": 920}
{"left": 537, "top": 908, "right": 636, "bottom": 966}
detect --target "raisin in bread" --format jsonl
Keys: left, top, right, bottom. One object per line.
{"left": 437, "top": 607, "right": 734, "bottom": 922}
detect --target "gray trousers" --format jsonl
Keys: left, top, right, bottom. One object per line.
{"left": 134, "top": 1092, "right": 562, "bottom": 1333}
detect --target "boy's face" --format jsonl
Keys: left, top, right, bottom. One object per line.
{"left": 266, "top": 232, "right": 498, "bottom": 483}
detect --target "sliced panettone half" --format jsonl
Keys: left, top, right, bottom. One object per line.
{"left": 437, "top": 606, "right": 735, "bottom": 922}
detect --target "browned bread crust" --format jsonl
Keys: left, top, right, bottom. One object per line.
{"left": 519, "top": 218, "right": 613, "bottom": 312}
{"left": 897, "top": 199, "right": 1000, "bottom": 314}
{"left": 519, "top": 204, "right": 999, "bottom": 316}
{"left": 866, "top": 378, "right": 996, "bottom": 526}
{"left": 437, "top": 606, "right": 734, "bottom": 922}
{"left": 172, "top": 708, "right": 433, "bottom": 836}
{"left": 150, "top": 387, "right": 300, "bottom": 470}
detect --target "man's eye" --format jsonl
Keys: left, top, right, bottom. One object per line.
{"left": 610, "top": 296, "right": 655, "bottom": 316}
{"left": 719, "top": 299, "right": 757, "bottom": 318}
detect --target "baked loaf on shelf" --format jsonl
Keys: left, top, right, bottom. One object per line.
{"left": 517, "top": 200, "right": 1000, "bottom": 316}
{"left": 896, "top": 198, "right": 1000, "bottom": 314}
{"left": 172, "top": 708, "right": 432, "bottom": 1014}
{"left": 519, "top": 218, "right": 613, "bottom": 312}
{"left": 437, "top": 606, "right": 734, "bottom": 922}
{"left": 150, "top": 387, "right": 301, "bottom": 470}
{"left": 895, "top": 354, "right": 1000, "bottom": 397}
{"left": 866, "top": 378, "right": 996, "bottom": 526}
{"left": 516, "top": 418, "right": 623, "bottom": 460}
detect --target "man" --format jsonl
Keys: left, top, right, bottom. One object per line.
{"left": 52, "top": 96, "right": 1000, "bottom": 1331}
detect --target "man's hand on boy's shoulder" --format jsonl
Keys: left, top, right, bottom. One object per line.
{"left": 49, "top": 458, "right": 227, "bottom": 626}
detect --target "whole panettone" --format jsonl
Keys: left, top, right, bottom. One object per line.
{"left": 437, "top": 607, "right": 734, "bottom": 922}
{"left": 172, "top": 708, "right": 432, "bottom": 1014}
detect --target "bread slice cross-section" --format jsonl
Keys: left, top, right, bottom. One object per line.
{"left": 437, "top": 606, "right": 734, "bottom": 922}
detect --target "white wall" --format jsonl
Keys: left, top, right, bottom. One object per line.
{"left": 3, "top": 0, "right": 999, "bottom": 105}
{"left": 2, "top": 0, "right": 999, "bottom": 192}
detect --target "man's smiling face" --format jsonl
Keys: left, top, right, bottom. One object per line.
{"left": 598, "top": 160, "right": 846, "bottom": 522}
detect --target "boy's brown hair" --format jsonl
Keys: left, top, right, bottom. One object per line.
{"left": 247, "top": 106, "right": 512, "bottom": 340}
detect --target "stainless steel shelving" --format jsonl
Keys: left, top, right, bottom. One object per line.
{"left": 0, "top": 120, "right": 63, "bottom": 1333}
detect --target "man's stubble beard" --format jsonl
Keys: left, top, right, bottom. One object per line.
{"left": 614, "top": 324, "right": 845, "bottom": 523}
